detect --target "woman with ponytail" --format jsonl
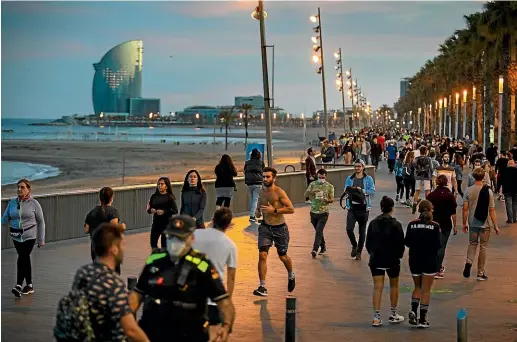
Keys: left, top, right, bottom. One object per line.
{"left": 84, "top": 187, "right": 125, "bottom": 273}
{"left": 404, "top": 200, "right": 441, "bottom": 329}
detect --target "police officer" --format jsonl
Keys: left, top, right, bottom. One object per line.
{"left": 128, "top": 215, "right": 235, "bottom": 342}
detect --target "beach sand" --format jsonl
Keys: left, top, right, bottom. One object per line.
{"left": 1, "top": 126, "right": 336, "bottom": 196}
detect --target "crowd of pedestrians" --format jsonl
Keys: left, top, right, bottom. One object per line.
{"left": 2, "top": 130, "right": 515, "bottom": 339}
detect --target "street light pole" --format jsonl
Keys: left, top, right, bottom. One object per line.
{"left": 462, "top": 90, "right": 467, "bottom": 138}
{"left": 472, "top": 86, "right": 476, "bottom": 141}
{"left": 254, "top": 1, "right": 273, "bottom": 166}
{"left": 310, "top": 8, "right": 328, "bottom": 139}
{"left": 335, "top": 48, "right": 347, "bottom": 132}
{"left": 265, "top": 45, "right": 275, "bottom": 109}
{"left": 498, "top": 75, "right": 503, "bottom": 150}
{"left": 455, "top": 93, "right": 460, "bottom": 139}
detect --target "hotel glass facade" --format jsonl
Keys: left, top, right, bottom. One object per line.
{"left": 92, "top": 40, "right": 143, "bottom": 115}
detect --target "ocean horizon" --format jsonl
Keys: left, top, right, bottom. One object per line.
{"left": 1, "top": 118, "right": 291, "bottom": 144}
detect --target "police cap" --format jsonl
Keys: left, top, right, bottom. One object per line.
{"left": 165, "top": 215, "right": 196, "bottom": 239}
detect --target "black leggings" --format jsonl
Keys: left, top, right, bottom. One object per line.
{"left": 150, "top": 222, "right": 167, "bottom": 249}
{"left": 13, "top": 239, "right": 36, "bottom": 286}
{"left": 216, "top": 197, "right": 231, "bottom": 207}
{"left": 403, "top": 178, "right": 415, "bottom": 201}
{"left": 396, "top": 176, "right": 405, "bottom": 198}
{"left": 455, "top": 180, "right": 464, "bottom": 197}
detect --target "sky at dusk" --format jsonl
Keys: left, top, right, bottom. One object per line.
{"left": 1, "top": 1, "right": 485, "bottom": 119}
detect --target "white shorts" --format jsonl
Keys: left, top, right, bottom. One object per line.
{"left": 416, "top": 180, "right": 431, "bottom": 191}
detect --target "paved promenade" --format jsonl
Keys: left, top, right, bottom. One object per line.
{"left": 2, "top": 165, "right": 517, "bottom": 342}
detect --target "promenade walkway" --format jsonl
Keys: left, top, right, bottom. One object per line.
{"left": 2, "top": 165, "right": 517, "bottom": 342}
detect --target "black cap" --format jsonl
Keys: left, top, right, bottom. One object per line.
{"left": 165, "top": 215, "right": 196, "bottom": 239}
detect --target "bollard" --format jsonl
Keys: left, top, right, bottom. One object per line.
{"left": 127, "top": 277, "right": 138, "bottom": 291}
{"left": 285, "top": 296, "right": 296, "bottom": 342}
{"left": 457, "top": 308, "right": 468, "bottom": 342}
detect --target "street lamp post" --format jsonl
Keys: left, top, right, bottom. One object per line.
{"left": 455, "top": 92, "right": 459, "bottom": 139}
{"left": 265, "top": 45, "right": 275, "bottom": 109}
{"left": 334, "top": 48, "right": 347, "bottom": 132}
{"left": 439, "top": 99, "right": 443, "bottom": 137}
{"left": 443, "top": 97, "right": 448, "bottom": 137}
{"left": 498, "top": 75, "right": 503, "bottom": 150}
{"left": 252, "top": 1, "right": 273, "bottom": 166}
{"left": 310, "top": 8, "right": 329, "bottom": 139}
{"left": 462, "top": 90, "right": 467, "bottom": 138}
{"left": 472, "top": 86, "right": 476, "bottom": 141}
{"left": 346, "top": 69, "right": 354, "bottom": 131}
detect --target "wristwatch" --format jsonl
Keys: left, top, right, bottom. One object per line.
{"left": 274, "top": 208, "right": 278, "bottom": 214}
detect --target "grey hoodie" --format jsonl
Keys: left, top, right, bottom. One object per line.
{"left": 2, "top": 197, "right": 45, "bottom": 243}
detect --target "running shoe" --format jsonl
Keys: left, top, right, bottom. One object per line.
{"left": 406, "top": 200, "right": 412, "bottom": 208}
{"left": 311, "top": 251, "right": 317, "bottom": 258}
{"left": 350, "top": 247, "right": 357, "bottom": 259}
{"left": 408, "top": 311, "right": 418, "bottom": 326}
{"left": 418, "top": 320, "right": 431, "bottom": 329}
{"left": 253, "top": 286, "right": 268, "bottom": 296}
{"left": 12, "top": 285, "right": 22, "bottom": 298}
{"left": 249, "top": 216, "right": 258, "bottom": 223}
{"left": 372, "top": 317, "right": 383, "bottom": 327}
{"left": 288, "top": 275, "right": 296, "bottom": 292}
{"left": 412, "top": 202, "right": 418, "bottom": 214}
{"left": 355, "top": 252, "right": 362, "bottom": 261}
{"left": 319, "top": 247, "right": 327, "bottom": 255}
{"left": 395, "top": 195, "right": 399, "bottom": 202}
{"left": 463, "top": 262, "right": 472, "bottom": 278}
{"left": 476, "top": 272, "right": 488, "bottom": 281}
{"left": 389, "top": 314, "right": 405, "bottom": 324}
{"left": 21, "top": 284, "right": 34, "bottom": 295}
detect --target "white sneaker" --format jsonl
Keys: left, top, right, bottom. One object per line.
{"left": 372, "top": 317, "right": 383, "bottom": 327}
{"left": 389, "top": 313, "right": 404, "bottom": 324}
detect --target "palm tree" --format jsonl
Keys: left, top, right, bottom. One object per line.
{"left": 239, "top": 104, "right": 253, "bottom": 149}
{"left": 219, "top": 107, "right": 235, "bottom": 151}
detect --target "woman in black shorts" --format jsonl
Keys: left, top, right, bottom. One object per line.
{"left": 365, "top": 196, "right": 405, "bottom": 327}
{"left": 404, "top": 200, "right": 441, "bottom": 328}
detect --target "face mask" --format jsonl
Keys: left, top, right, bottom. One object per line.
{"left": 316, "top": 179, "right": 324, "bottom": 184}
{"left": 166, "top": 237, "right": 186, "bottom": 258}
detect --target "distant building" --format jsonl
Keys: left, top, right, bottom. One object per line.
{"left": 234, "top": 96, "right": 265, "bottom": 108}
{"left": 400, "top": 77, "right": 411, "bottom": 98}
{"left": 92, "top": 40, "right": 143, "bottom": 115}
{"left": 129, "top": 98, "right": 160, "bottom": 117}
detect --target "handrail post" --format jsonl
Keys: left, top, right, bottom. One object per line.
{"left": 457, "top": 308, "right": 468, "bottom": 342}
{"left": 285, "top": 296, "right": 296, "bottom": 342}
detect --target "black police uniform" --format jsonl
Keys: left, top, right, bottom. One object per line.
{"left": 134, "top": 216, "right": 229, "bottom": 342}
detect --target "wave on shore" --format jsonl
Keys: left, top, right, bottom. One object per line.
{"left": 1, "top": 161, "right": 61, "bottom": 186}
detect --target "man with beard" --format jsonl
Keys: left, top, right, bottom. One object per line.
{"left": 253, "top": 167, "right": 296, "bottom": 296}
{"left": 433, "top": 152, "right": 458, "bottom": 195}
{"left": 56, "top": 223, "right": 149, "bottom": 342}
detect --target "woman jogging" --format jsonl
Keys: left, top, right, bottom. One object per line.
{"left": 147, "top": 177, "right": 178, "bottom": 249}
{"left": 394, "top": 151, "right": 406, "bottom": 202}
{"left": 452, "top": 154, "right": 464, "bottom": 197}
{"left": 365, "top": 196, "right": 405, "bottom": 327}
{"left": 84, "top": 187, "right": 125, "bottom": 273}
{"left": 404, "top": 200, "right": 441, "bottom": 328}
{"left": 2, "top": 179, "right": 45, "bottom": 298}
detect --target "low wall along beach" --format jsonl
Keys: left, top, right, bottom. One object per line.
{"left": 1, "top": 166, "right": 374, "bottom": 249}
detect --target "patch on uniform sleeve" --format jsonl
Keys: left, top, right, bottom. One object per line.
{"left": 210, "top": 267, "right": 220, "bottom": 280}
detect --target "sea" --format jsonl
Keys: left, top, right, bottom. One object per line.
{"left": 1, "top": 118, "right": 290, "bottom": 185}
{"left": 0, "top": 118, "right": 287, "bottom": 144}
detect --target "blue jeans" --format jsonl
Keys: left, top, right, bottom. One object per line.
{"left": 503, "top": 193, "right": 517, "bottom": 222}
{"left": 361, "top": 154, "right": 370, "bottom": 165}
{"left": 248, "top": 185, "right": 262, "bottom": 217}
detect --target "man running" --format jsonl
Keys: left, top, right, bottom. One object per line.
{"left": 253, "top": 167, "right": 296, "bottom": 296}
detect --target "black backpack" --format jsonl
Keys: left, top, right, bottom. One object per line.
{"left": 415, "top": 156, "right": 431, "bottom": 178}
{"left": 340, "top": 178, "right": 367, "bottom": 212}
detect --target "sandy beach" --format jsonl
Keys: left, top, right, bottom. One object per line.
{"left": 1, "top": 126, "right": 335, "bottom": 196}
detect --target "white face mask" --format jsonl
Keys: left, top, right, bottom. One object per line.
{"left": 166, "top": 237, "right": 186, "bottom": 258}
